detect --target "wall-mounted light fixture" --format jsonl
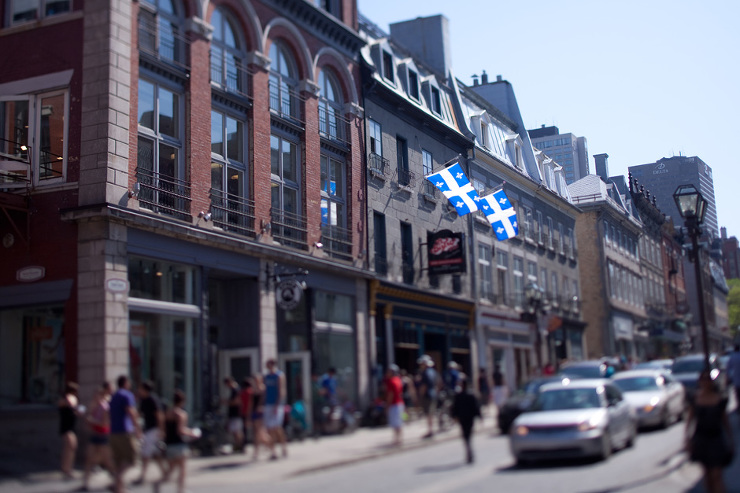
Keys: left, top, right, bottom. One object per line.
{"left": 128, "top": 182, "right": 141, "bottom": 199}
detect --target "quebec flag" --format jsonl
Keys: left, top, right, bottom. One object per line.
{"left": 425, "top": 162, "right": 481, "bottom": 216}
{"left": 480, "top": 189, "right": 518, "bottom": 241}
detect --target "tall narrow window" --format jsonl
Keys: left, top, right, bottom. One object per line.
{"left": 408, "top": 70, "right": 419, "bottom": 100}
{"left": 320, "top": 153, "right": 349, "bottom": 259}
{"left": 430, "top": 86, "right": 441, "bottom": 114}
{"left": 374, "top": 212, "right": 387, "bottom": 275}
{"left": 513, "top": 256, "right": 524, "bottom": 308}
{"left": 318, "top": 69, "right": 344, "bottom": 142}
{"left": 496, "top": 251, "right": 508, "bottom": 304}
{"left": 536, "top": 211, "right": 543, "bottom": 244}
{"left": 401, "top": 222, "right": 414, "bottom": 284}
{"left": 210, "top": 7, "right": 244, "bottom": 94}
{"left": 368, "top": 119, "right": 385, "bottom": 176}
{"left": 270, "top": 134, "right": 303, "bottom": 248}
{"left": 382, "top": 52, "right": 394, "bottom": 83}
{"left": 396, "top": 136, "right": 410, "bottom": 187}
{"left": 269, "top": 41, "right": 299, "bottom": 120}
{"left": 210, "top": 109, "right": 249, "bottom": 234}
{"left": 422, "top": 149, "right": 434, "bottom": 196}
{"left": 139, "top": 0, "right": 184, "bottom": 66}
{"left": 478, "top": 243, "right": 493, "bottom": 302}
{"left": 547, "top": 217, "right": 554, "bottom": 248}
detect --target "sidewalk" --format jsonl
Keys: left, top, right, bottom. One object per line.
{"left": 0, "top": 408, "right": 499, "bottom": 493}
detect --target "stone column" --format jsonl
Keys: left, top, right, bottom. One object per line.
{"left": 258, "top": 259, "right": 277, "bottom": 367}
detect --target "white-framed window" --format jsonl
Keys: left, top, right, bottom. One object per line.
{"left": 270, "top": 133, "right": 300, "bottom": 215}
{"left": 210, "top": 7, "right": 245, "bottom": 94}
{"left": 422, "top": 149, "right": 434, "bottom": 196}
{"left": 478, "top": 243, "right": 494, "bottom": 302}
{"left": 547, "top": 217, "right": 554, "bottom": 248}
{"left": 558, "top": 222, "right": 565, "bottom": 253}
{"left": 0, "top": 90, "right": 68, "bottom": 187}
{"left": 551, "top": 272, "right": 559, "bottom": 302}
{"left": 269, "top": 40, "right": 299, "bottom": 119}
{"left": 480, "top": 121, "right": 489, "bottom": 149}
{"left": 368, "top": 119, "right": 382, "bottom": 156}
{"left": 496, "top": 251, "right": 508, "bottom": 302}
{"left": 320, "top": 153, "right": 346, "bottom": 228}
{"left": 139, "top": 0, "right": 185, "bottom": 66}
{"left": 540, "top": 267, "right": 547, "bottom": 293}
{"left": 536, "top": 211, "right": 543, "bottom": 243}
{"left": 8, "top": 0, "right": 70, "bottom": 25}
{"left": 527, "top": 261, "right": 537, "bottom": 282}
{"left": 513, "top": 256, "right": 524, "bottom": 308}
{"left": 318, "top": 68, "right": 344, "bottom": 141}
{"left": 210, "top": 107, "right": 248, "bottom": 231}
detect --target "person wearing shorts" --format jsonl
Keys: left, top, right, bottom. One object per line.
{"left": 263, "top": 359, "right": 287, "bottom": 460}
{"left": 109, "top": 376, "right": 141, "bottom": 493}
{"left": 134, "top": 380, "right": 163, "bottom": 485}
{"left": 223, "top": 377, "right": 243, "bottom": 453}
{"left": 385, "top": 364, "right": 404, "bottom": 446}
{"left": 159, "top": 390, "right": 199, "bottom": 493}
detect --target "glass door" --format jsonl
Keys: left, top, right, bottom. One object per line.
{"left": 278, "top": 351, "right": 311, "bottom": 432}
{"left": 219, "top": 348, "right": 259, "bottom": 400}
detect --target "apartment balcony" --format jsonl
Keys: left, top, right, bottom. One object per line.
{"left": 320, "top": 223, "right": 353, "bottom": 262}
{"left": 269, "top": 80, "right": 304, "bottom": 124}
{"left": 318, "top": 107, "right": 351, "bottom": 147}
{"left": 209, "top": 189, "right": 256, "bottom": 238}
{"left": 270, "top": 208, "right": 308, "bottom": 251}
{"left": 368, "top": 153, "right": 389, "bottom": 179}
{"left": 396, "top": 168, "right": 416, "bottom": 189}
{"left": 138, "top": 15, "right": 190, "bottom": 71}
{"left": 135, "top": 167, "right": 191, "bottom": 222}
{"left": 210, "top": 56, "right": 250, "bottom": 100}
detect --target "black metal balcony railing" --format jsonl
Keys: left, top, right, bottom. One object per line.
{"left": 0, "top": 137, "right": 31, "bottom": 186}
{"left": 135, "top": 167, "right": 191, "bottom": 222}
{"left": 422, "top": 180, "right": 438, "bottom": 199}
{"left": 318, "top": 107, "right": 351, "bottom": 146}
{"left": 402, "top": 261, "right": 415, "bottom": 284}
{"left": 397, "top": 168, "right": 416, "bottom": 188}
{"left": 374, "top": 255, "right": 388, "bottom": 275}
{"left": 138, "top": 15, "right": 190, "bottom": 70}
{"left": 270, "top": 208, "right": 308, "bottom": 251}
{"left": 269, "top": 80, "right": 304, "bottom": 123}
{"left": 368, "top": 153, "right": 388, "bottom": 178}
{"left": 320, "top": 224, "right": 353, "bottom": 261}
{"left": 209, "top": 189, "right": 256, "bottom": 238}
{"left": 210, "top": 52, "right": 249, "bottom": 99}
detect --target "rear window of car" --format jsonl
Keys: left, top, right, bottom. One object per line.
{"left": 613, "top": 377, "right": 660, "bottom": 392}
{"left": 533, "top": 388, "right": 602, "bottom": 411}
{"left": 560, "top": 365, "right": 604, "bottom": 379}
{"left": 672, "top": 359, "right": 704, "bottom": 373}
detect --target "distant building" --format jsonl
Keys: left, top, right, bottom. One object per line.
{"left": 720, "top": 227, "right": 740, "bottom": 280}
{"left": 528, "top": 125, "right": 590, "bottom": 185}
{"left": 629, "top": 156, "right": 719, "bottom": 240}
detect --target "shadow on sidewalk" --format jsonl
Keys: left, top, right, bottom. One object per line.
{"left": 416, "top": 462, "right": 468, "bottom": 474}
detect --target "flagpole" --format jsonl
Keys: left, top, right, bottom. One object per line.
{"left": 429, "top": 154, "right": 463, "bottom": 174}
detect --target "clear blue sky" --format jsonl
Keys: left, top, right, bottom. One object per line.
{"left": 358, "top": 0, "right": 740, "bottom": 238}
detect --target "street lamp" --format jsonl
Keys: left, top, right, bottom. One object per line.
{"left": 525, "top": 282, "right": 545, "bottom": 373}
{"left": 673, "top": 184, "right": 710, "bottom": 369}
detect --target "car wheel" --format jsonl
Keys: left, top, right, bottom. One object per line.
{"left": 661, "top": 409, "right": 670, "bottom": 429}
{"left": 599, "top": 432, "right": 612, "bottom": 461}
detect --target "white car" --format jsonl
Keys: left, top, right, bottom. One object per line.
{"left": 509, "top": 379, "right": 636, "bottom": 464}
{"left": 611, "top": 370, "right": 685, "bottom": 428}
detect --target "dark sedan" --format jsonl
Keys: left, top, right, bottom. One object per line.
{"left": 498, "top": 376, "right": 564, "bottom": 434}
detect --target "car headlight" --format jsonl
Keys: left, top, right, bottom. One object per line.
{"left": 643, "top": 396, "right": 661, "bottom": 413}
{"left": 577, "top": 418, "right": 599, "bottom": 431}
{"left": 514, "top": 425, "right": 529, "bottom": 436}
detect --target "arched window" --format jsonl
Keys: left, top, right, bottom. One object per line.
{"left": 318, "top": 68, "right": 345, "bottom": 142}
{"left": 269, "top": 41, "right": 299, "bottom": 120}
{"left": 139, "top": 0, "right": 185, "bottom": 66}
{"left": 210, "top": 7, "right": 245, "bottom": 94}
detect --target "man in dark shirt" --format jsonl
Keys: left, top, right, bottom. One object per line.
{"left": 224, "top": 377, "right": 243, "bottom": 453}
{"left": 452, "top": 376, "right": 481, "bottom": 464}
{"left": 110, "top": 375, "right": 141, "bottom": 493}
{"left": 134, "top": 380, "right": 163, "bottom": 485}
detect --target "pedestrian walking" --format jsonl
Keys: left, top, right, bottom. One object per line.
{"left": 240, "top": 377, "right": 253, "bottom": 455}
{"left": 249, "top": 373, "right": 272, "bottom": 460}
{"left": 133, "top": 380, "right": 164, "bottom": 486}
{"left": 159, "top": 390, "right": 199, "bottom": 493}
{"left": 263, "top": 359, "right": 288, "bottom": 459}
{"left": 385, "top": 364, "right": 404, "bottom": 447}
{"left": 58, "top": 381, "right": 80, "bottom": 479}
{"left": 109, "top": 375, "right": 141, "bottom": 493}
{"left": 478, "top": 368, "right": 491, "bottom": 414}
{"left": 416, "top": 355, "right": 438, "bottom": 439}
{"left": 223, "top": 376, "right": 243, "bottom": 453}
{"left": 81, "top": 382, "right": 114, "bottom": 492}
{"left": 492, "top": 364, "right": 508, "bottom": 408}
{"left": 451, "top": 376, "right": 481, "bottom": 464}
{"left": 400, "top": 369, "right": 416, "bottom": 418}
{"left": 728, "top": 344, "right": 740, "bottom": 413}
{"left": 685, "top": 369, "right": 735, "bottom": 493}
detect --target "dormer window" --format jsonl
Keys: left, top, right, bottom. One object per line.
{"left": 480, "top": 121, "right": 489, "bottom": 149}
{"left": 408, "top": 70, "right": 419, "bottom": 100}
{"left": 382, "top": 51, "right": 395, "bottom": 83}
{"left": 430, "top": 86, "right": 441, "bottom": 114}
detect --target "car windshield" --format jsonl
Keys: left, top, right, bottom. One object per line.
{"left": 560, "top": 365, "right": 604, "bottom": 379}
{"left": 672, "top": 359, "right": 704, "bottom": 374}
{"left": 614, "top": 377, "right": 660, "bottom": 392}
{"left": 532, "top": 388, "right": 602, "bottom": 411}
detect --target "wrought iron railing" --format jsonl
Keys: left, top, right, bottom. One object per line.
{"left": 269, "top": 80, "right": 304, "bottom": 123}
{"left": 270, "top": 208, "right": 308, "bottom": 250}
{"left": 318, "top": 106, "right": 351, "bottom": 146}
{"left": 368, "top": 153, "right": 388, "bottom": 178}
{"left": 135, "top": 167, "right": 191, "bottom": 222}
{"left": 209, "top": 189, "right": 256, "bottom": 238}
{"left": 320, "top": 224, "right": 353, "bottom": 261}
{"left": 138, "top": 14, "right": 190, "bottom": 70}
{"left": 397, "top": 168, "right": 416, "bottom": 188}
{"left": 422, "top": 180, "right": 438, "bottom": 199}
{"left": 210, "top": 51, "right": 250, "bottom": 98}
{"left": 0, "top": 138, "right": 31, "bottom": 186}
{"left": 374, "top": 255, "right": 388, "bottom": 275}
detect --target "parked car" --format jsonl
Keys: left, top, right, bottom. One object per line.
{"left": 559, "top": 360, "right": 614, "bottom": 379}
{"left": 509, "top": 379, "right": 636, "bottom": 465}
{"left": 612, "top": 370, "right": 685, "bottom": 428}
{"left": 671, "top": 354, "right": 726, "bottom": 402}
{"left": 634, "top": 359, "right": 673, "bottom": 373}
{"left": 497, "top": 376, "right": 564, "bottom": 434}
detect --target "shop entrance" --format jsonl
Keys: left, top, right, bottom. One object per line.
{"left": 278, "top": 351, "right": 312, "bottom": 432}
{"left": 219, "top": 348, "right": 259, "bottom": 400}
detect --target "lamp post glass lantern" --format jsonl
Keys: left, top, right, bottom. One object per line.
{"left": 525, "top": 282, "right": 545, "bottom": 373}
{"left": 673, "top": 184, "right": 710, "bottom": 369}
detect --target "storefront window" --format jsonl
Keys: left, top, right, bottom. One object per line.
{"left": 129, "top": 257, "right": 197, "bottom": 304}
{"left": 314, "top": 291, "right": 353, "bottom": 326}
{"left": 313, "top": 290, "right": 355, "bottom": 404}
{"left": 0, "top": 305, "right": 65, "bottom": 406}
{"left": 129, "top": 313, "right": 200, "bottom": 415}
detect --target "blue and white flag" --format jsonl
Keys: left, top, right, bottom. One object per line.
{"left": 425, "top": 162, "right": 481, "bottom": 216}
{"left": 480, "top": 189, "right": 518, "bottom": 241}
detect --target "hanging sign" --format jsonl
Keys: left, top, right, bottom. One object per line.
{"left": 427, "top": 230, "right": 466, "bottom": 276}
{"left": 276, "top": 279, "right": 303, "bottom": 310}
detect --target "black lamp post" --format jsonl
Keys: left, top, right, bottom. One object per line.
{"left": 525, "top": 282, "right": 545, "bottom": 373}
{"left": 673, "top": 184, "right": 710, "bottom": 369}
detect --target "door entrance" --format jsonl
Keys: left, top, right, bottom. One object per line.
{"left": 278, "top": 351, "right": 312, "bottom": 433}
{"left": 219, "top": 348, "right": 259, "bottom": 400}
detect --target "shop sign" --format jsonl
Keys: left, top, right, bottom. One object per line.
{"left": 16, "top": 266, "right": 45, "bottom": 282}
{"left": 427, "top": 230, "right": 466, "bottom": 276}
{"left": 106, "top": 278, "right": 129, "bottom": 294}
{"left": 276, "top": 279, "right": 303, "bottom": 310}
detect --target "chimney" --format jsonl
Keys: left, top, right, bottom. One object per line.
{"left": 594, "top": 153, "right": 609, "bottom": 182}
{"left": 721, "top": 226, "right": 727, "bottom": 240}
{"left": 390, "top": 15, "right": 452, "bottom": 77}
{"left": 481, "top": 70, "right": 488, "bottom": 84}
{"left": 472, "top": 74, "right": 479, "bottom": 86}
{"left": 496, "top": 75, "right": 503, "bottom": 82}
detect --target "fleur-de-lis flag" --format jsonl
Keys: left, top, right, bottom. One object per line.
{"left": 425, "top": 162, "right": 481, "bottom": 216}
{"left": 480, "top": 189, "right": 518, "bottom": 241}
